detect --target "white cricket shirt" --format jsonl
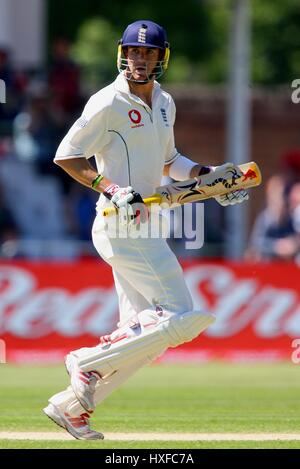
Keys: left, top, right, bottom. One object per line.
{"left": 54, "top": 73, "right": 179, "bottom": 209}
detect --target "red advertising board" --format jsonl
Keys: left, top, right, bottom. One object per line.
{"left": 0, "top": 260, "right": 300, "bottom": 363}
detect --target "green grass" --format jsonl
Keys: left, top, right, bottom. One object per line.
{"left": 1, "top": 440, "right": 300, "bottom": 449}
{"left": 0, "top": 362, "right": 300, "bottom": 448}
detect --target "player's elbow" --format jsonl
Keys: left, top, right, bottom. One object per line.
{"left": 163, "top": 164, "right": 170, "bottom": 177}
{"left": 53, "top": 158, "right": 64, "bottom": 167}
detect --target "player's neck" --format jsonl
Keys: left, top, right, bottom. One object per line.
{"left": 128, "top": 80, "right": 154, "bottom": 109}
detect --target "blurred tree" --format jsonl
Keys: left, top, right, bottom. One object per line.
{"left": 71, "top": 17, "right": 119, "bottom": 89}
{"left": 205, "top": 0, "right": 300, "bottom": 84}
{"left": 252, "top": 0, "right": 300, "bottom": 84}
{"left": 200, "top": 2, "right": 230, "bottom": 83}
{"left": 48, "top": 0, "right": 214, "bottom": 60}
{"left": 47, "top": 0, "right": 300, "bottom": 85}
{"left": 47, "top": 0, "right": 215, "bottom": 86}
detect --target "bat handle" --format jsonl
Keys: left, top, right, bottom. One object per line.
{"left": 102, "top": 194, "right": 163, "bottom": 217}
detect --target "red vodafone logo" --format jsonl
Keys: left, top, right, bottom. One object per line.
{"left": 128, "top": 109, "right": 142, "bottom": 124}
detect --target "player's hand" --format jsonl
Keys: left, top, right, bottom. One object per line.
{"left": 103, "top": 184, "right": 149, "bottom": 225}
{"left": 103, "top": 184, "right": 134, "bottom": 207}
{"left": 215, "top": 189, "right": 249, "bottom": 206}
{"left": 126, "top": 191, "right": 149, "bottom": 225}
{"left": 210, "top": 162, "right": 243, "bottom": 180}
{"left": 208, "top": 163, "right": 249, "bottom": 206}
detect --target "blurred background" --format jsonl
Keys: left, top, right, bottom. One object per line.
{"left": 0, "top": 0, "right": 300, "bottom": 364}
{"left": 1, "top": 0, "right": 300, "bottom": 261}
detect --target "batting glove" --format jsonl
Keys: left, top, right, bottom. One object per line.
{"left": 103, "top": 184, "right": 134, "bottom": 207}
{"left": 103, "top": 184, "right": 149, "bottom": 225}
{"left": 210, "top": 162, "right": 243, "bottom": 179}
{"left": 205, "top": 163, "right": 249, "bottom": 206}
{"left": 215, "top": 189, "right": 249, "bottom": 206}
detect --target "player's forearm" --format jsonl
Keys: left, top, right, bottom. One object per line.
{"left": 189, "top": 164, "right": 213, "bottom": 178}
{"left": 164, "top": 158, "right": 212, "bottom": 180}
{"left": 54, "top": 157, "right": 111, "bottom": 192}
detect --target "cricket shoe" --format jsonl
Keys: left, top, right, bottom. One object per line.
{"left": 43, "top": 402, "right": 104, "bottom": 440}
{"left": 65, "top": 353, "right": 100, "bottom": 413}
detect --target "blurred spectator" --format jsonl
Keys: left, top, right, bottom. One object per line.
{"left": 0, "top": 154, "right": 67, "bottom": 242}
{"left": 49, "top": 38, "right": 81, "bottom": 119}
{"left": 13, "top": 87, "right": 72, "bottom": 192}
{"left": 0, "top": 183, "right": 18, "bottom": 244}
{"left": 0, "top": 136, "right": 13, "bottom": 158}
{"left": 0, "top": 180, "right": 19, "bottom": 258}
{"left": 246, "top": 175, "right": 296, "bottom": 261}
{"left": 24, "top": 92, "right": 63, "bottom": 172}
{"left": 0, "top": 47, "right": 28, "bottom": 133}
{"left": 280, "top": 182, "right": 300, "bottom": 262}
{"left": 280, "top": 148, "right": 300, "bottom": 192}
{"left": 65, "top": 182, "right": 98, "bottom": 241}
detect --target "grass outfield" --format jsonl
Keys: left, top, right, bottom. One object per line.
{"left": 0, "top": 362, "right": 300, "bottom": 449}
{"left": 1, "top": 440, "right": 300, "bottom": 449}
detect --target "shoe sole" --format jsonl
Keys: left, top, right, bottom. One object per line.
{"left": 43, "top": 405, "right": 104, "bottom": 440}
{"left": 43, "top": 406, "right": 80, "bottom": 440}
{"left": 65, "top": 354, "right": 95, "bottom": 413}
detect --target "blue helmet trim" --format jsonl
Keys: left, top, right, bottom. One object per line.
{"left": 117, "top": 20, "right": 170, "bottom": 83}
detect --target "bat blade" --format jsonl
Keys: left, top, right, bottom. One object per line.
{"left": 102, "top": 161, "right": 262, "bottom": 217}
{"left": 155, "top": 161, "right": 262, "bottom": 206}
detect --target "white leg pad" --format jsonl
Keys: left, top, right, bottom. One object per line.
{"left": 48, "top": 348, "right": 164, "bottom": 419}
{"left": 73, "top": 309, "right": 215, "bottom": 375}
{"left": 49, "top": 386, "right": 87, "bottom": 416}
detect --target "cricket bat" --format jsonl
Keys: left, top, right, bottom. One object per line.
{"left": 102, "top": 161, "right": 262, "bottom": 217}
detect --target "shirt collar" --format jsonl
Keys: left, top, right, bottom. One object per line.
{"left": 114, "top": 73, "right": 161, "bottom": 103}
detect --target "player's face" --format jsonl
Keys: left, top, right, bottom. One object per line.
{"left": 126, "top": 46, "right": 160, "bottom": 82}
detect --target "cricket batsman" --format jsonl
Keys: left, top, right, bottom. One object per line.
{"left": 43, "top": 20, "right": 249, "bottom": 439}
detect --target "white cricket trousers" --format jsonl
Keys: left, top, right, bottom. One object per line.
{"left": 49, "top": 213, "right": 194, "bottom": 416}
{"left": 92, "top": 212, "right": 194, "bottom": 323}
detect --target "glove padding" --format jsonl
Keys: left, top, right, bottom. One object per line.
{"left": 103, "top": 184, "right": 134, "bottom": 207}
{"left": 207, "top": 163, "right": 249, "bottom": 206}
{"left": 103, "top": 184, "right": 149, "bottom": 225}
{"left": 215, "top": 189, "right": 249, "bottom": 206}
{"left": 210, "top": 162, "right": 242, "bottom": 180}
